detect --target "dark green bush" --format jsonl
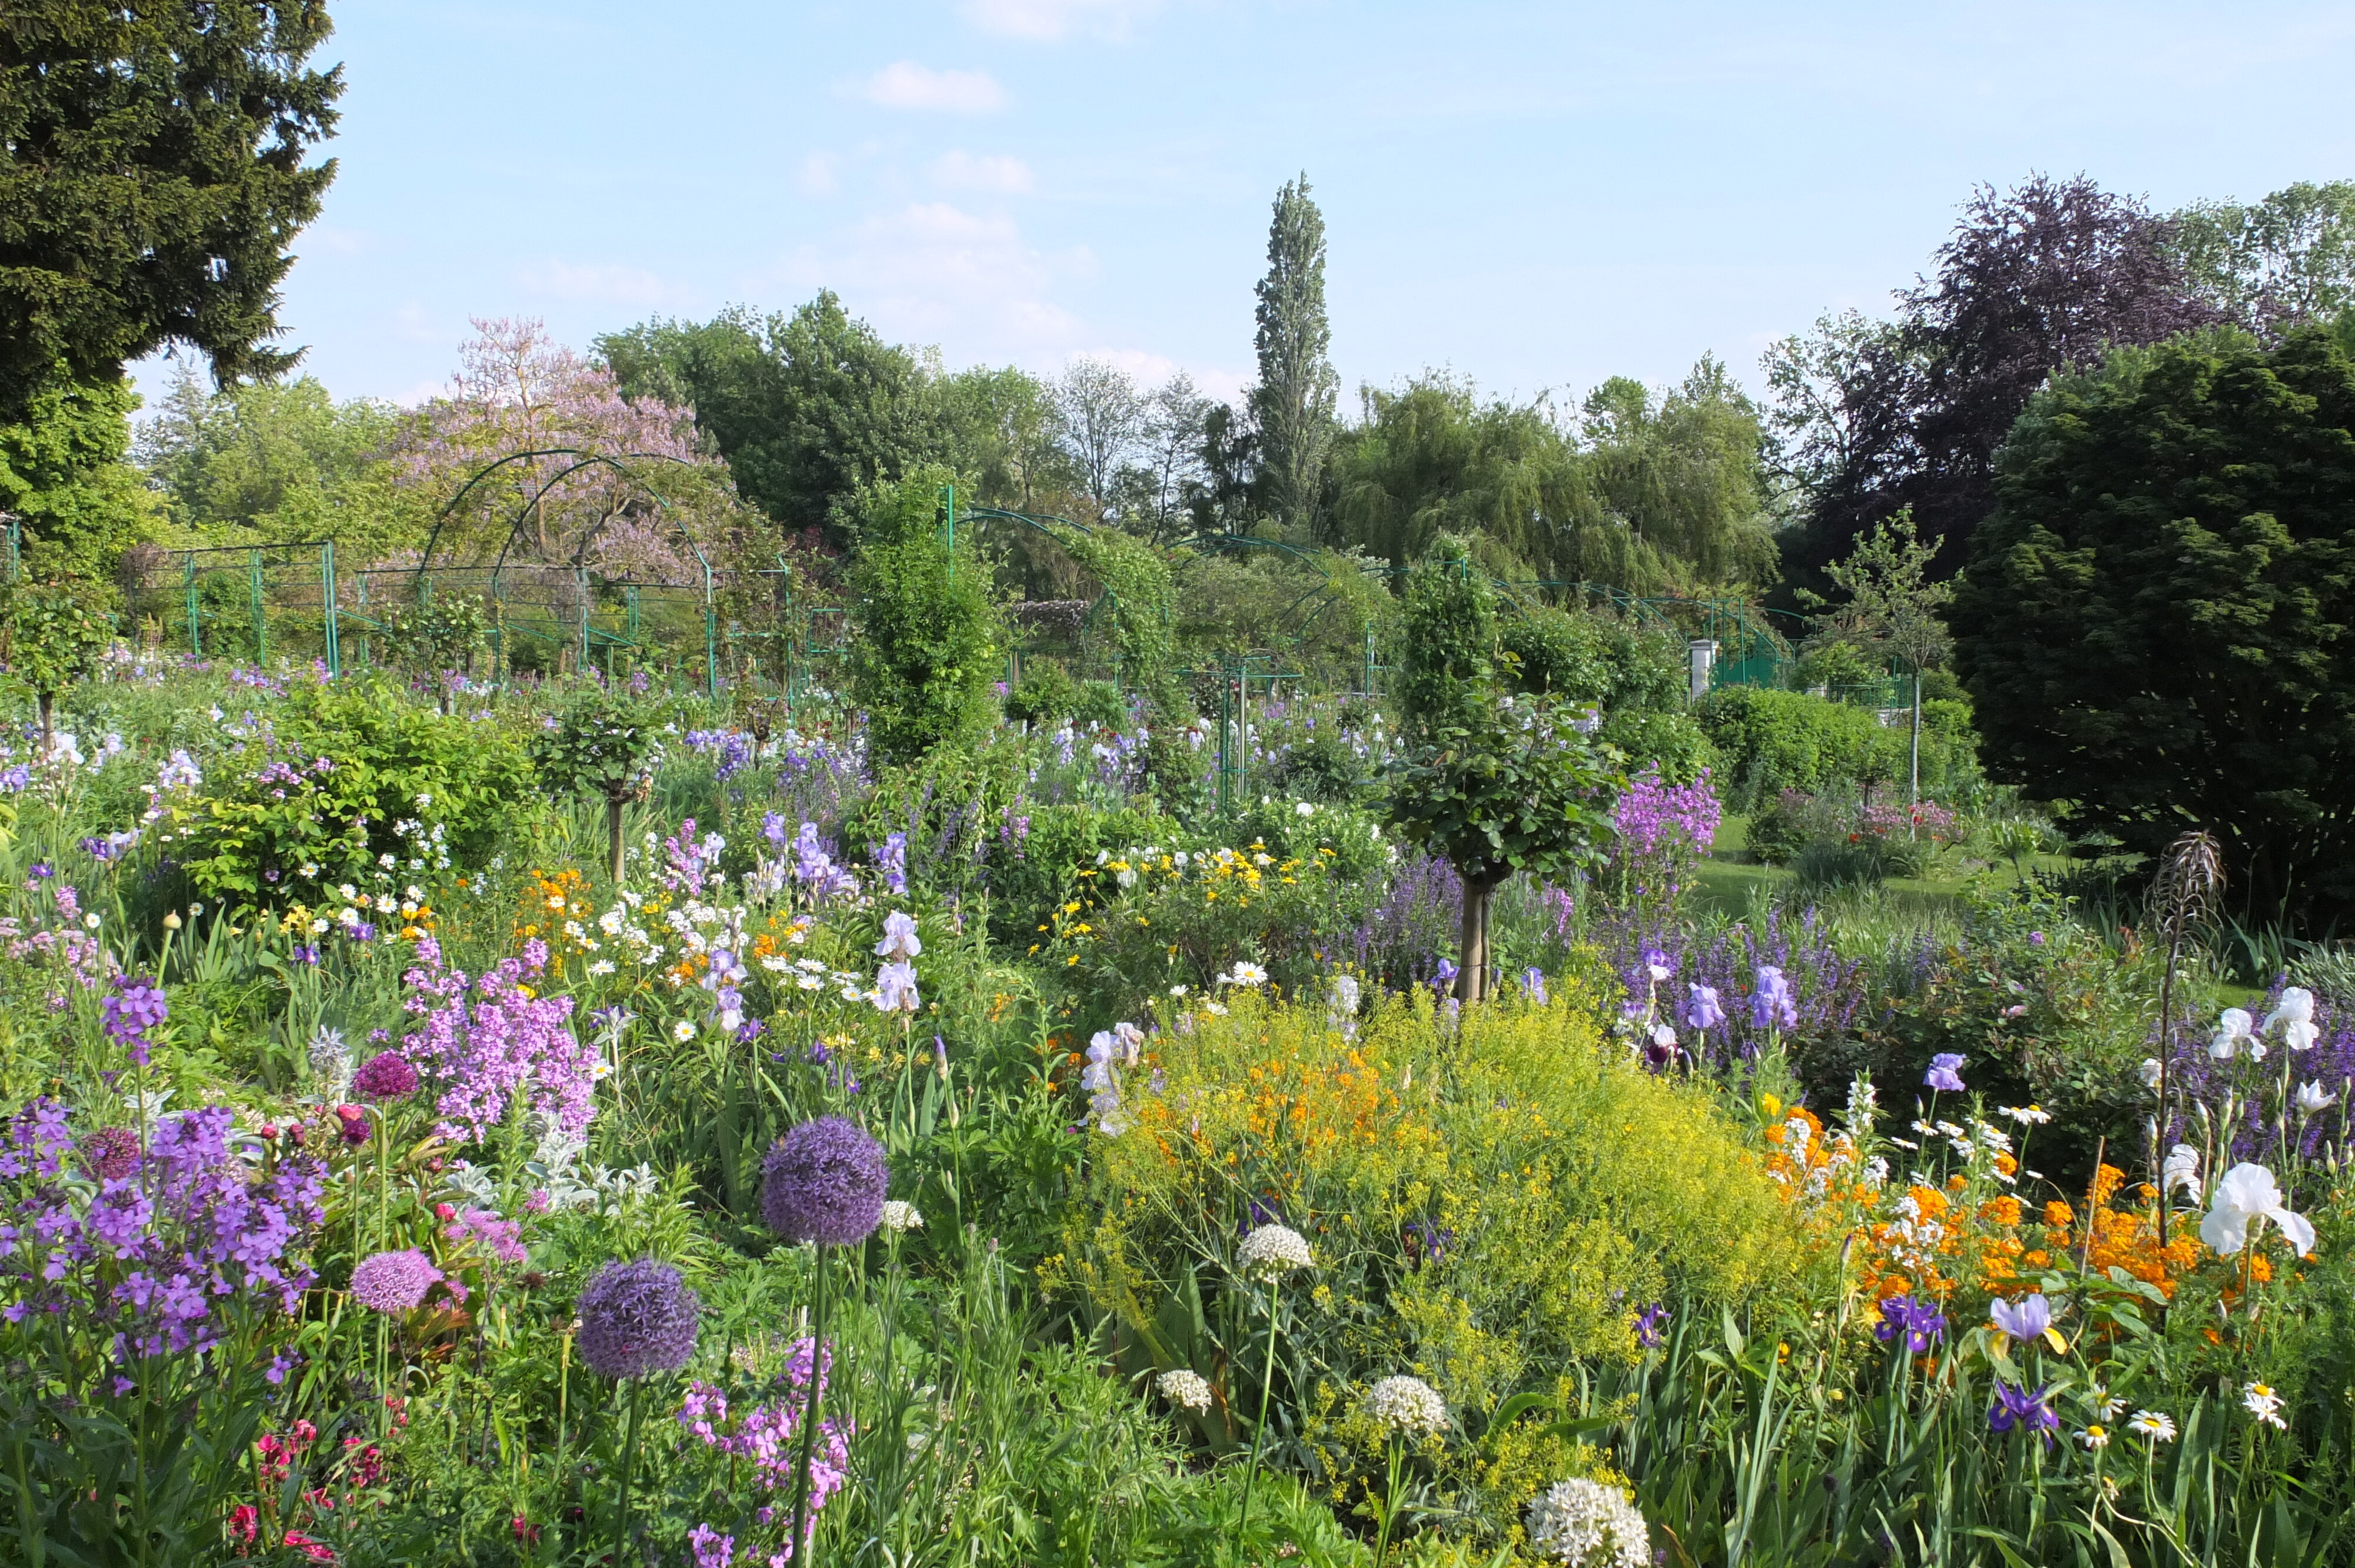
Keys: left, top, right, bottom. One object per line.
{"left": 1071, "top": 679, "right": 1126, "bottom": 731}
{"left": 1003, "top": 662, "right": 1079, "bottom": 725}
{"left": 1699, "top": 686, "right": 1976, "bottom": 808}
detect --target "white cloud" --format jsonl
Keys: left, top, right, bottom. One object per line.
{"left": 860, "top": 61, "right": 1006, "bottom": 112}
{"left": 931, "top": 150, "right": 1036, "bottom": 194}
{"left": 513, "top": 260, "right": 678, "bottom": 309}
{"left": 961, "top": 0, "right": 1160, "bottom": 42}
{"left": 797, "top": 152, "right": 841, "bottom": 197}
{"left": 751, "top": 202, "right": 1089, "bottom": 354}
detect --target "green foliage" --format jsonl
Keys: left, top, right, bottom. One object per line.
{"left": 0, "top": 371, "right": 150, "bottom": 577}
{"left": 0, "top": 576, "right": 111, "bottom": 720}
{"left": 1388, "top": 696, "right": 1620, "bottom": 894}
{"left": 1003, "top": 660, "right": 1081, "bottom": 726}
{"left": 1057, "top": 523, "right": 1178, "bottom": 697}
{"left": 1252, "top": 175, "right": 1340, "bottom": 534}
{"left": 377, "top": 594, "right": 488, "bottom": 683}
{"left": 599, "top": 294, "right": 941, "bottom": 542}
{"left": 135, "top": 367, "right": 412, "bottom": 555}
{"left": 1578, "top": 357, "right": 1780, "bottom": 589}
{"left": 169, "top": 675, "right": 536, "bottom": 909}
{"left": 0, "top": 2, "right": 341, "bottom": 423}
{"left": 1394, "top": 534, "right": 1498, "bottom": 742}
{"left": 847, "top": 467, "right": 1004, "bottom": 768}
{"left": 533, "top": 683, "right": 664, "bottom": 800}
{"left": 1953, "top": 325, "right": 2355, "bottom": 923}
{"left": 2172, "top": 180, "right": 2355, "bottom": 327}
{"left": 1501, "top": 604, "right": 1711, "bottom": 783}
{"left": 1698, "top": 686, "right": 1975, "bottom": 808}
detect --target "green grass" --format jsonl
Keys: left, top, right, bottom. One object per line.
{"left": 1695, "top": 813, "right": 2074, "bottom": 921}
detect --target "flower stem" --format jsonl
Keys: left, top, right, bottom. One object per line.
{"left": 1236, "top": 1274, "right": 1283, "bottom": 1542}
{"left": 613, "top": 1376, "right": 646, "bottom": 1568}
{"left": 790, "top": 1244, "right": 831, "bottom": 1566}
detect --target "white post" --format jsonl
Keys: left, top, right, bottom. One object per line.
{"left": 1686, "top": 639, "right": 1718, "bottom": 704}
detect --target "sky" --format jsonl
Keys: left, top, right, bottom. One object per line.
{"left": 131, "top": 0, "right": 2355, "bottom": 417}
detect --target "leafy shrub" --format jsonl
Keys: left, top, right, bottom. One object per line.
{"left": 168, "top": 675, "right": 536, "bottom": 909}
{"left": 1744, "top": 789, "right": 1813, "bottom": 865}
{"left": 1054, "top": 986, "right": 1797, "bottom": 1544}
{"left": 0, "top": 576, "right": 111, "bottom": 745}
{"left": 1072, "top": 678, "right": 1126, "bottom": 731}
{"left": 1003, "top": 661, "right": 1078, "bottom": 725}
{"left": 847, "top": 466, "right": 1003, "bottom": 766}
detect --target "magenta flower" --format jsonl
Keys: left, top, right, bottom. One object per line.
{"left": 350, "top": 1248, "right": 443, "bottom": 1314}
{"left": 353, "top": 1051, "right": 420, "bottom": 1101}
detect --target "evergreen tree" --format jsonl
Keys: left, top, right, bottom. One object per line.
{"left": 0, "top": 2, "right": 343, "bottom": 423}
{"left": 1249, "top": 175, "right": 1338, "bottom": 538}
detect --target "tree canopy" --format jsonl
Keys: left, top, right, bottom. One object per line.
{"left": 0, "top": 1, "right": 343, "bottom": 423}
{"left": 1952, "top": 323, "right": 2355, "bottom": 923}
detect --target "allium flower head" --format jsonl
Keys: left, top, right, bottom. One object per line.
{"left": 82, "top": 1125, "right": 143, "bottom": 1181}
{"left": 353, "top": 1051, "right": 420, "bottom": 1101}
{"left": 1236, "top": 1223, "right": 1313, "bottom": 1282}
{"left": 761, "top": 1117, "right": 888, "bottom": 1245}
{"left": 1156, "top": 1368, "right": 1213, "bottom": 1413}
{"left": 350, "top": 1248, "right": 443, "bottom": 1314}
{"left": 1524, "top": 1477, "right": 1650, "bottom": 1567}
{"left": 1364, "top": 1374, "right": 1448, "bottom": 1437}
{"left": 576, "top": 1257, "right": 701, "bottom": 1378}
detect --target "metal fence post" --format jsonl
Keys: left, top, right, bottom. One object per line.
{"left": 322, "top": 540, "right": 340, "bottom": 675}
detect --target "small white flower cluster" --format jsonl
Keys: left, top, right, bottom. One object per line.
{"left": 1236, "top": 1223, "right": 1314, "bottom": 1282}
{"left": 880, "top": 1200, "right": 923, "bottom": 1234}
{"left": 1524, "top": 1479, "right": 1650, "bottom": 1567}
{"left": 1364, "top": 1375, "right": 1448, "bottom": 1437}
{"left": 1156, "top": 1368, "right": 1213, "bottom": 1413}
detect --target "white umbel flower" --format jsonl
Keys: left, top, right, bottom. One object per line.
{"left": 1156, "top": 1368, "right": 1213, "bottom": 1413}
{"left": 879, "top": 1200, "right": 923, "bottom": 1234}
{"left": 1364, "top": 1374, "right": 1447, "bottom": 1437}
{"left": 1524, "top": 1478, "right": 1650, "bottom": 1567}
{"left": 1236, "top": 1224, "right": 1314, "bottom": 1282}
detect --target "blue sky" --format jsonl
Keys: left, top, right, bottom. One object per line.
{"left": 133, "top": 0, "right": 2355, "bottom": 414}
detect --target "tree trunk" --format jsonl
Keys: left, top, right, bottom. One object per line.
{"left": 606, "top": 794, "right": 626, "bottom": 886}
{"left": 1908, "top": 670, "right": 1922, "bottom": 808}
{"left": 38, "top": 690, "right": 53, "bottom": 756}
{"left": 1455, "top": 879, "right": 1494, "bottom": 1005}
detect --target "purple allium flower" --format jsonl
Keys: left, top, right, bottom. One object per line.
{"left": 1873, "top": 1295, "right": 1946, "bottom": 1354}
{"left": 82, "top": 1125, "right": 143, "bottom": 1181}
{"left": 1989, "top": 1381, "right": 2059, "bottom": 1441}
{"left": 353, "top": 1051, "right": 421, "bottom": 1101}
{"left": 1750, "top": 965, "right": 1797, "bottom": 1031}
{"left": 1925, "top": 1052, "right": 1967, "bottom": 1094}
{"left": 761, "top": 1117, "right": 888, "bottom": 1245}
{"left": 350, "top": 1248, "right": 443, "bottom": 1314}
{"left": 576, "top": 1257, "right": 701, "bottom": 1378}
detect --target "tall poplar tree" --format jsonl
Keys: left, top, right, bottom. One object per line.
{"left": 1249, "top": 174, "right": 1338, "bottom": 537}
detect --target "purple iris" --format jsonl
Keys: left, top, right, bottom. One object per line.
{"left": 1751, "top": 965, "right": 1797, "bottom": 1030}
{"left": 1634, "top": 1303, "right": 1670, "bottom": 1348}
{"left": 1989, "top": 1381, "right": 2059, "bottom": 1442}
{"left": 1683, "top": 984, "right": 1726, "bottom": 1032}
{"left": 1873, "top": 1295, "right": 1946, "bottom": 1354}
{"left": 1925, "top": 1052, "right": 1966, "bottom": 1093}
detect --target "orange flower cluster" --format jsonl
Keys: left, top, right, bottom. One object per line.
{"left": 2044, "top": 1165, "right": 2202, "bottom": 1298}
{"left": 514, "top": 869, "right": 594, "bottom": 965}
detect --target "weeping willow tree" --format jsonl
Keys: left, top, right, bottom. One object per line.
{"left": 1328, "top": 363, "right": 1777, "bottom": 593}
